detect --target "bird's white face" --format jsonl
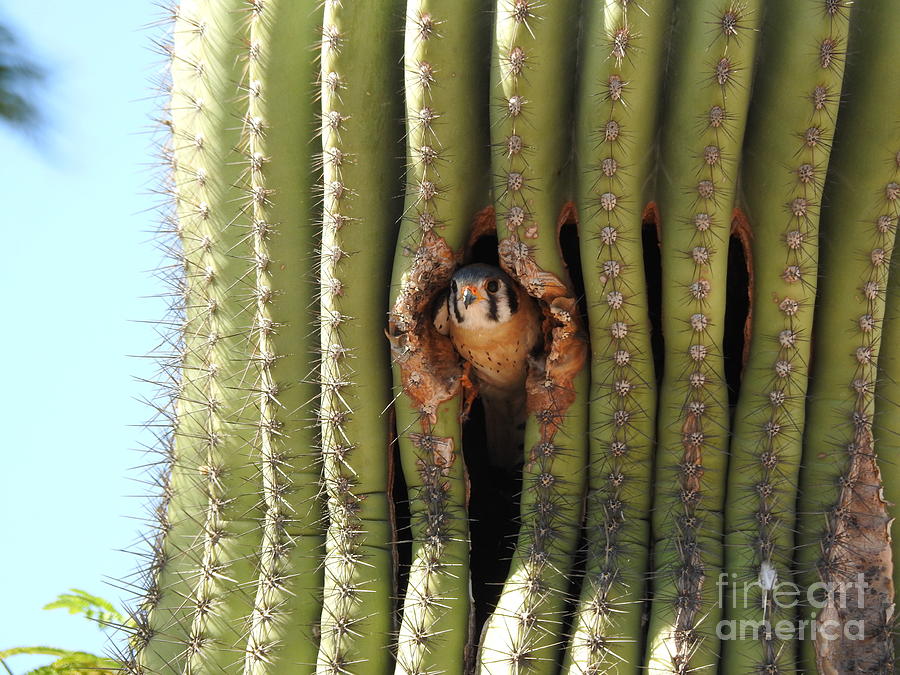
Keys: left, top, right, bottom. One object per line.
{"left": 447, "top": 264, "right": 519, "bottom": 330}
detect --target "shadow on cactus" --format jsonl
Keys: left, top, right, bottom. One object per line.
{"left": 125, "top": 1, "right": 900, "bottom": 673}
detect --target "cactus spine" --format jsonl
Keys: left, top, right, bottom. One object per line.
{"left": 722, "top": 1, "right": 850, "bottom": 671}
{"left": 564, "top": 1, "right": 671, "bottom": 672}
{"left": 646, "top": 2, "right": 761, "bottom": 671}
{"left": 316, "top": 2, "right": 404, "bottom": 672}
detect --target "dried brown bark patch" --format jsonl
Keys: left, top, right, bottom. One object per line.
{"left": 498, "top": 203, "right": 588, "bottom": 451}
{"left": 389, "top": 228, "right": 464, "bottom": 426}
{"left": 816, "top": 427, "right": 895, "bottom": 674}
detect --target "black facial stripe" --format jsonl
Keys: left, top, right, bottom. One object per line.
{"left": 487, "top": 289, "right": 499, "bottom": 322}
{"left": 503, "top": 278, "right": 518, "bottom": 314}
{"left": 450, "top": 289, "right": 463, "bottom": 324}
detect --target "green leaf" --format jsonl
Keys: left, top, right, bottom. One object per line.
{"left": 0, "top": 23, "right": 44, "bottom": 131}
{"left": 0, "top": 648, "right": 70, "bottom": 661}
{"left": 42, "top": 590, "right": 124, "bottom": 628}
{"left": 0, "top": 591, "right": 126, "bottom": 675}
{"left": 0, "top": 648, "right": 119, "bottom": 674}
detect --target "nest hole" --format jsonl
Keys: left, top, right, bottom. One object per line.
{"left": 467, "top": 232, "right": 500, "bottom": 266}
{"left": 463, "top": 397, "right": 521, "bottom": 629}
{"left": 642, "top": 218, "right": 665, "bottom": 382}
{"left": 463, "top": 229, "right": 521, "bottom": 629}
{"left": 560, "top": 221, "right": 589, "bottom": 328}
{"left": 398, "top": 214, "right": 591, "bottom": 636}
{"left": 724, "top": 227, "right": 751, "bottom": 406}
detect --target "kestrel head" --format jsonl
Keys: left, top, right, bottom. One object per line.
{"left": 447, "top": 263, "right": 521, "bottom": 328}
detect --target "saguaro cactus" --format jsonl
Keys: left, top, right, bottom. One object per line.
{"left": 130, "top": 2, "right": 900, "bottom": 674}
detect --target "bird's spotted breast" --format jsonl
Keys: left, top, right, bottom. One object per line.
{"left": 441, "top": 263, "right": 542, "bottom": 468}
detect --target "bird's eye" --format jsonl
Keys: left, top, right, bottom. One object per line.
{"left": 451, "top": 280, "right": 458, "bottom": 293}
{"left": 486, "top": 279, "right": 500, "bottom": 294}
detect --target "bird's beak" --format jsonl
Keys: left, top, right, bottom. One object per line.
{"left": 462, "top": 285, "right": 480, "bottom": 308}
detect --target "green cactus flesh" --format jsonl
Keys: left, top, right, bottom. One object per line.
{"left": 316, "top": 2, "right": 405, "bottom": 673}
{"left": 723, "top": 1, "right": 850, "bottom": 672}
{"left": 129, "top": 2, "right": 900, "bottom": 673}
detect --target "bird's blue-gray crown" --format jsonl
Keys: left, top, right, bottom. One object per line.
{"left": 448, "top": 263, "right": 519, "bottom": 325}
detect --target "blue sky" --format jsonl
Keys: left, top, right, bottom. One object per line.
{"left": 0, "top": 2, "right": 165, "bottom": 670}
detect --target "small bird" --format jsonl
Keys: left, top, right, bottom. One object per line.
{"left": 434, "top": 263, "right": 542, "bottom": 468}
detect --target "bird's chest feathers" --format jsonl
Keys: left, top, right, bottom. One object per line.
{"left": 449, "top": 317, "right": 534, "bottom": 390}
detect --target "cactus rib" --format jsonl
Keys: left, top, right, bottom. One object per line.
{"left": 646, "top": 2, "right": 762, "bottom": 671}
{"left": 564, "top": 1, "right": 671, "bottom": 672}
{"left": 796, "top": 2, "right": 900, "bottom": 670}
{"left": 166, "top": 2, "right": 265, "bottom": 671}
{"left": 241, "top": 2, "right": 325, "bottom": 672}
{"left": 315, "top": 2, "right": 405, "bottom": 672}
